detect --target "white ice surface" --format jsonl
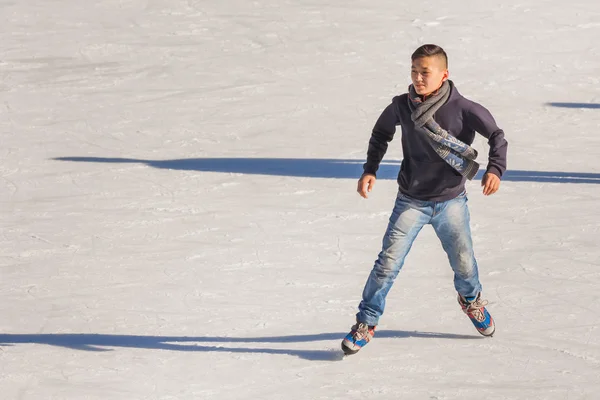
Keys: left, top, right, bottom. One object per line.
{"left": 1, "top": 1, "right": 600, "bottom": 399}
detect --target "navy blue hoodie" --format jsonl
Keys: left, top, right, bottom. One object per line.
{"left": 363, "top": 80, "right": 508, "bottom": 201}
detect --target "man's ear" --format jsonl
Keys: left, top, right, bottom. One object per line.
{"left": 442, "top": 69, "right": 449, "bottom": 82}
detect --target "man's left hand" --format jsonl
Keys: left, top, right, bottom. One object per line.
{"left": 481, "top": 172, "right": 500, "bottom": 196}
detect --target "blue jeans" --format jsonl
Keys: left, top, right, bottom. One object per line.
{"left": 356, "top": 190, "right": 482, "bottom": 326}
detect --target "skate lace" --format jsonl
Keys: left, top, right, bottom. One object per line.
{"left": 465, "top": 298, "right": 489, "bottom": 320}
{"left": 353, "top": 323, "right": 371, "bottom": 341}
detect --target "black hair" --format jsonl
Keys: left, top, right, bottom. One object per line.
{"left": 411, "top": 44, "right": 448, "bottom": 68}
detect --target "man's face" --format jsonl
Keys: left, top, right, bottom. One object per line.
{"left": 411, "top": 56, "right": 449, "bottom": 96}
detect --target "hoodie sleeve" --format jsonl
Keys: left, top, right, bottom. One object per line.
{"left": 363, "top": 100, "right": 400, "bottom": 176}
{"left": 466, "top": 102, "right": 508, "bottom": 178}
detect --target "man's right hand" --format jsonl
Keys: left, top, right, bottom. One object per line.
{"left": 357, "top": 174, "right": 376, "bottom": 198}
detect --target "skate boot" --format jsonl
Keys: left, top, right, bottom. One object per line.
{"left": 458, "top": 293, "right": 495, "bottom": 336}
{"left": 341, "top": 322, "right": 376, "bottom": 355}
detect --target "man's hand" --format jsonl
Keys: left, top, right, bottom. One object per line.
{"left": 481, "top": 172, "right": 500, "bottom": 196}
{"left": 357, "top": 174, "right": 376, "bottom": 198}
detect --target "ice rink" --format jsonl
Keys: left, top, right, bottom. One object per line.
{"left": 1, "top": 1, "right": 599, "bottom": 399}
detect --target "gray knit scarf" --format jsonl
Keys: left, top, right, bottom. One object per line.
{"left": 407, "top": 81, "right": 479, "bottom": 180}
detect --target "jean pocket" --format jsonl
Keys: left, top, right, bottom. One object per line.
{"left": 455, "top": 190, "right": 468, "bottom": 201}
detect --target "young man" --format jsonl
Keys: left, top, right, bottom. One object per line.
{"left": 342, "top": 44, "right": 508, "bottom": 355}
